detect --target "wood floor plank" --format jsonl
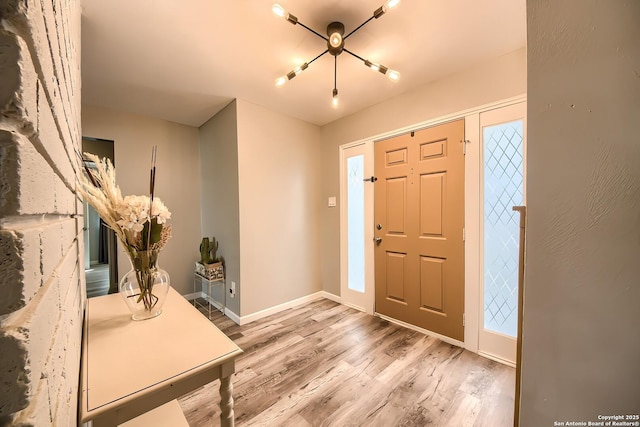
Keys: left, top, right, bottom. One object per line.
{"left": 179, "top": 299, "right": 514, "bottom": 426}
{"left": 246, "top": 360, "right": 359, "bottom": 426}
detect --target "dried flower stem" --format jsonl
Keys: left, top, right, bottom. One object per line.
{"left": 147, "top": 146, "right": 157, "bottom": 251}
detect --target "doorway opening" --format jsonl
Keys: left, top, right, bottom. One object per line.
{"left": 82, "top": 137, "right": 118, "bottom": 297}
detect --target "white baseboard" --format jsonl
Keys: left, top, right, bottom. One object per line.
{"left": 182, "top": 290, "right": 327, "bottom": 326}
{"left": 184, "top": 290, "right": 329, "bottom": 326}
{"left": 224, "top": 308, "right": 241, "bottom": 324}
{"left": 238, "top": 291, "right": 326, "bottom": 325}
{"left": 320, "top": 291, "right": 341, "bottom": 303}
{"left": 478, "top": 351, "right": 516, "bottom": 368}
{"left": 375, "top": 313, "right": 465, "bottom": 349}
{"left": 228, "top": 291, "right": 340, "bottom": 325}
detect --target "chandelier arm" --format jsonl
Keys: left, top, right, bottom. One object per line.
{"left": 342, "top": 48, "right": 366, "bottom": 63}
{"left": 344, "top": 16, "right": 375, "bottom": 40}
{"left": 334, "top": 55, "right": 338, "bottom": 91}
{"left": 297, "top": 21, "right": 329, "bottom": 41}
{"left": 308, "top": 49, "right": 330, "bottom": 66}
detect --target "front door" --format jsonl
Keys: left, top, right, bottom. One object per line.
{"left": 374, "top": 120, "right": 465, "bottom": 341}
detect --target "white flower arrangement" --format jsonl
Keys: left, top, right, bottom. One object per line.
{"left": 77, "top": 150, "right": 172, "bottom": 312}
{"left": 77, "top": 152, "right": 172, "bottom": 256}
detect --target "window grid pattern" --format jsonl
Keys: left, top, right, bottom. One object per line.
{"left": 483, "top": 121, "right": 524, "bottom": 337}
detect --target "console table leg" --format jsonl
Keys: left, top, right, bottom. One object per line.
{"left": 219, "top": 375, "right": 235, "bottom": 427}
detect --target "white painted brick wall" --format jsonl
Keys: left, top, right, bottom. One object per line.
{"left": 0, "top": 227, "right": 42, "bottom": 315}
{"left": 0, "top": 131, "right": 58, "bottom": 216}
{"left": 0, "top": 33, "right": 38, "bottom": 128}
{"left": 0, "top": 0, "right": 83, "bottom": 425}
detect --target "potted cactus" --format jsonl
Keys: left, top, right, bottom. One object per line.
{"left": 196, "top": 237, "right": 224, "bottom": 280}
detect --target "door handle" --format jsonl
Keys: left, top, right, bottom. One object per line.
{"left": 374, "top": 237, "right": 382, "bottom": 244}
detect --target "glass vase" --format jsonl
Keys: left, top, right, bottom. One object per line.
{"left": 119, "top": 249, "right": 170, "bottom": 321}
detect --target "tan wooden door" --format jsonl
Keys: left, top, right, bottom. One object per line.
{"left": 374, "top": 119, "right": 465, "bottom": 341}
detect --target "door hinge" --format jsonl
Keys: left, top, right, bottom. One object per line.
{"left": 462, "top": 139, "right": 470, "bottom": 155}
{"left": 463, "top": 313, "right": 466, "bottom": 327}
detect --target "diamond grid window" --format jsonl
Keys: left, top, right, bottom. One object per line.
{"left": 483, "top": 120, "right": 524, "bottom": 337}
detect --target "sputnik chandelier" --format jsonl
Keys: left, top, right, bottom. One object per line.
{"left": 272, "top": 0, "right": 401, "bottom": 108}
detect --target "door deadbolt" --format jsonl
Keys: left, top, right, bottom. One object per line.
{"left": 376, "top": 224, "right": 382, "bottom": 230}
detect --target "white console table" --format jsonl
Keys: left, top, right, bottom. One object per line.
{"left": 79, "top": 287, "right": 243, "bottom": 426}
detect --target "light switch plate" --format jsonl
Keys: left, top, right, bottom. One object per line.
{"left": 328, "top": 197, "right": 337, "bottom": 207}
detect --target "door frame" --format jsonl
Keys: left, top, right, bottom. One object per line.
{"left": 338, "top": 94, "right": 527, "bottom": 355}
{"left": 339, "top": 140, "right": 375, "bottom": 314}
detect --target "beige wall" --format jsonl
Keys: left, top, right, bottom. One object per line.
{"left": 236, "top": 99, "right": 322, "bottom": 315}
{"left": 82, "top": 105, "right": 202, "bottom": 296}
{"left": 0, "top": 1, "right": 83, "bottom": 424}
{"left": 199, "top": 100, "right": 241, "bottom": 316}
{"left": 320, "top": 48, "right": 527, "bottom": 295}
{"left": 520, "top": 1, "right": 640, "bottom": 424}
{"left": 81, "top": 99, "right": 324, "bottom": 318}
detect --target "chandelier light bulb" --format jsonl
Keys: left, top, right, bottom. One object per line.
{"left": 375, "top": 0, "right": 400, "bottom": 18}
{"left": 386, "top": 69, "right": 400, "bottom": 81}
{"left": 332, "top": 89, "right": 339, "bottom": 108}
{"left": 326, "top": 22, "right": 345, "bottom": 55}
{"left": 275, "top": 76, "right": 287, "bottom": 87}
{"left": 281, "top": 62, "right": 308, "bottom": 82}
{"left": 293, "top": 63, "right": 307, "bottom": 75}
{"left": 365, "top": 59, "right": 397, "bottom": 78}
{"left": 364, "top": 60, "right": 381, "bottom": 72}
{"left": 272, "top": 3, "right": 286, "bottom": 18}
{"left": 330, "top": 33, "right": 342, "bottom": 48}
{"left": 383, "top": 0, "right": 400, "bottom": 12}
{"left": 272, "top": 3, "right": 298, "bottom": 24}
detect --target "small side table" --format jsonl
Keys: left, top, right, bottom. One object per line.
{"left": 193, "top": 273, "right": 225, "bottom": 319}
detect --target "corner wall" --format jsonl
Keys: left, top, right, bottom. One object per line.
{"left": 199, "top": 100, "right": 241, "bottom": 316}
{"left": 320, "top": 48, "right": 527, "bottom": 296}
{"left": 236, "top": 99, "right": 322, "bottom": 316}
{"left": 520, "top": 1, "right": 640, "bottom": 424}
{"left": 0, "top": 0, "right": 83, "bottom": 424}
{"left": 82, "top": 105, "right": 202, "bottom": 296}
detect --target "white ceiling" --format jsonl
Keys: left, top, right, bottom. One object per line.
{"left": 81, "top": 0, "right": 526, "bottom": 127}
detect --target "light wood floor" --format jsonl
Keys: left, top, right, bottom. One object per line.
{"left": 179, "top": 298, "right": 514, "bottom": 426}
